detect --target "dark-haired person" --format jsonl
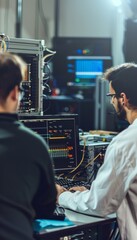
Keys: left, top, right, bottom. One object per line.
{"left": 56, "top": 62, "right": 137, "bottom": 240}
{"left": 0, "top": 52, "right": 57, "bottom": 240}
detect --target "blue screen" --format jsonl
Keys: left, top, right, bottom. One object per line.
{"left": 67, "top": 57, "right": 104, "bottom": 87}
{"left": 75, "top": 59, "right": 103, "bottom": 79}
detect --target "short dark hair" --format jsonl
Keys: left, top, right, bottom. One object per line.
{"left": 0, "top": 52, "right": 26, "bottom": 101}
{"left": 104, "top": 62, "right": 137, "bottom": 107}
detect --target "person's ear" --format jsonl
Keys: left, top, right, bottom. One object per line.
{"left": 120, "top": 92, "right": 128, "bottom": 106}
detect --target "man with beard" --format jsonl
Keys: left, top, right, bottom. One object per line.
{"left": 56, "top": 62, "right": 137, "bottom": 240}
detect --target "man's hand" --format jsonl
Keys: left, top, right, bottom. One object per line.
{"left": 56, "top": 184, "right": 88, "bottom": 203}
{"left": 69, "top": 186, "right": 87, "bottom": 192}
{"left": 56, "top": 184, "right": 67, "bottom": 203}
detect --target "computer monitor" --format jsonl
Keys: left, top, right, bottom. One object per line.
{"left": 20, "top": 114, "right": 79, "bottom": 174}
{"left": 66, "top": 56, "right": 105, "bottom": 87}
{"left": 52, "top": 37, "right": 113, "bottom": 90}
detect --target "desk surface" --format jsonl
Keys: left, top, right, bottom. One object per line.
{"left": 34, "top": 209, "right": 117, "bottom": 240}
{"left": 66, "top": 209, "right": 116, "bottom": 224}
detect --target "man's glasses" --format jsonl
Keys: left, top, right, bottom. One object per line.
{"left": 19, "top": 85, "right": 25, "bottom": 101}
{"left": 106, "top": 93, "right": 117, "bottom": 99}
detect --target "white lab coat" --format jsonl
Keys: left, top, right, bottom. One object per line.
{"left": 59, "top": 118, "right": 137, "bottom": 240}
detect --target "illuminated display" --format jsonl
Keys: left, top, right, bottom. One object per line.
{"left": 52, "top": 37, "right": 112, "bottom": 89}
{"left": 20, "top": 115, "right": 79, "bottom": 173}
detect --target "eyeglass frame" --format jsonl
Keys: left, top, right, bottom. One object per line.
{"left": 106, "top": 93, "right": 119, "bottom": 99}
{"left": 106, "top": 93, "right": 116, "bottom": 97}
{"left": 18, "top": 85, "right": 25, "bottom": 101}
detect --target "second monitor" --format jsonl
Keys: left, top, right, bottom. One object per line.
{"left": 20, "top": 114, "right": 79, "bottom": 174}
{"left": 52, "top": 37, "right": 113, "bottom": 91}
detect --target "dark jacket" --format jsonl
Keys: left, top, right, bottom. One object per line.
{"left": 0, "top": 113, "right": 57, "bottom": 240}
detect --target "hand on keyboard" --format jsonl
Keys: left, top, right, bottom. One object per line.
{"left": 56, "top": 184, "right": 67, "bottom": 203}
{"left": 55, "top": 176, "right": 90, "bottom": 190}
{"left": 56, "top": 183, "right": 87, "bottom": 198}
{"left": 69, "top": 186, "right": 88, "bottom": 192}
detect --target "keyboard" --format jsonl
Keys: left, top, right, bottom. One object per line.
{"left": 55, "top": 176, "right": 90, "bottom": 190}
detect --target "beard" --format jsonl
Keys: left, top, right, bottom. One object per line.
{"left": 116, "top": 101, "right": 126, "bottom": 121}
